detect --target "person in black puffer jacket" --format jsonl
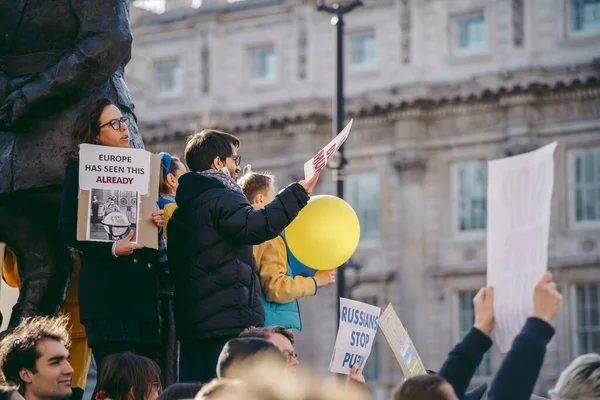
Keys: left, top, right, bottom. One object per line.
{"left": 167, "top": 129, "right": 319, "bottom": 384}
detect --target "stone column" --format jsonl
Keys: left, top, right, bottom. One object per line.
{"left": 392, "top": 149, "right": 430, "bottom": 359}
{"left": 391, "top": 111, "right": 433, "bottom": 365}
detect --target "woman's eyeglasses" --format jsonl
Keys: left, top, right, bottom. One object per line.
{"left": 99, "top": 116, "right": 129, "bottom": 131}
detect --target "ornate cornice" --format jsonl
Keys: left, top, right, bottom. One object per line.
{"left": 140, "top": 75, "right": 600, "bottom": 138}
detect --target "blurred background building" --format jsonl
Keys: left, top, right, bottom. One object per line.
{"left": 123, "top": 0, "right": 600, "bottom": 398}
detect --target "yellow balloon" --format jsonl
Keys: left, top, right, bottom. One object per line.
{"left": 285, "top": 195, "right": 360, "bottom": 271}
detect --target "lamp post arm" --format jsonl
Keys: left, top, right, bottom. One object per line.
{"left": 316, "top": 0, "right": 363, "bottom": 16}
{"left": 339, "top": 0, "right": 363, "bottom": 15}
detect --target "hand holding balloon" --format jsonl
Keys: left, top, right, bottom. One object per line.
{"left": 314, "top": 270, "right": 336, "bottom": 287}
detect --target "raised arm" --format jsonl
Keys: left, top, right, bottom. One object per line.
{"left": 0, "top": 0, "right": 133, "bottom": 128}
{"left": 254, "top": 237, "right": 317, "bottom": 304}
{"left": 487, "top": 272, "right": 562, "bottom": 400}
{"left": 215, "top": 183, "right": 310, "bottom": 245}
{"left": 437, "top": 287, "right": 495, "bottom": 398}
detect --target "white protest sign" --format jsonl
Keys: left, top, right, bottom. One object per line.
{"left": 378, "top": 304, "right": 427, "bottom": 377}
{"left": 79, "top": 144, "right": 152, "bottom": 195}
{"left": 304, "top": 120, "right": 353, "bottom": 180}
{"left": 487, "top": 142, "right": 557, "bottom": 353}
{"left": 329, "top": 297, "right": 380, "bottom": 375}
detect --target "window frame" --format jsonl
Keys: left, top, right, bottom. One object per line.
{"left": 248, "top": 45, "right": 277, "bottom": 83}
{"left": 571, "top": 281, "right": 600, "bottom": 356}
{"left": 348, "top": 30, "right": 379, "bottom": 69}
{"left": 567, "top": 0, "right": 600, "bottom": 37}
{"left": 450, "top": 11, "right": 489, "bottom": 56}
{"left": 451, "top": 161, "right": 488, "bottom": 238}
{"left": 567, "top": 146, "right": 600, "bottom": 229}
{"left": 345, "top": 172, "right": 381, "bottom": 244}
{"left": 154, "top": 58, "right": 183, "bottom": 98}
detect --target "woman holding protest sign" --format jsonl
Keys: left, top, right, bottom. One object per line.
{"left": 58, "top": 98, "right": 165, "bottom": 397}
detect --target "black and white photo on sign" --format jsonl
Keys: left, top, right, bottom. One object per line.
{"left": 86, "top": 188, "right": 140, "bottom": 243}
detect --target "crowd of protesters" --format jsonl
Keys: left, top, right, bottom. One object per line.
{"left": 0, "top": 99, "right": 598, "bottom": 400}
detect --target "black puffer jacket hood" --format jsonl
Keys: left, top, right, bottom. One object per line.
{"left": 168, "top": 172, "right": 309, "bottom": 342}
{"left": 175, "top": 172, "right": 227, "bottom": 207}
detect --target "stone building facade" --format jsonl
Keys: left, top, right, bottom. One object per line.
{"left": 127, "top": 0, "right": 600, "bottom": 398}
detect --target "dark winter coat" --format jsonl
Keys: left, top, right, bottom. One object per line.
{"left": 58, "top": 159, "right": 159, "bottom": 328}
{"left": 167, "top": 171, "right": 309, "bottom": 343}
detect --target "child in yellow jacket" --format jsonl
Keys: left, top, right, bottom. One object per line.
{"left": 238, "top": 170, "right": 335, "bottom": 330}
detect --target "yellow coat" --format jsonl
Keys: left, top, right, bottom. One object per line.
{"left": 163, "top": 202, "right": 177, "bottom": 236}
{"left": 253, "top": 236, "right": 316, "bottom": 304}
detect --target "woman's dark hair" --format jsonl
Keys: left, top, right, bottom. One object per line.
{"left": 99, "top": 352, "right": 161, "bottom": 400}
{"left": 393, "top": 375, "right": 451, "bottom": 400}
{"left": 69, "top": 98, "right": 114, "bottom": 159}
{"left": 159, "top": 154, "right": 185, "bottom": 194}
{"left": 157, "top": 383, "right": 203, "bottom": 400}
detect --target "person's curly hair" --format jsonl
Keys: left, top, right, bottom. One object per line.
{"left": 0, "top": 315, "right": 70, "bottom": 393}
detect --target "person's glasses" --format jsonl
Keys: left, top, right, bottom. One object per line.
{"left": 151, "top": 382, "right": 161, "bottom": 393}
{"left": 229, "top": 155, "right": 241, "bottom": 166}
{"left": 283, "top": 350, "right": 298, "bottom": 360}
{"left": 99, "top": 116, "right": 129, "bottom": 131}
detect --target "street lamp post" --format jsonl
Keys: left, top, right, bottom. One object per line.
{"left": 317, "top": 0, "right": 363, "bottom": 327}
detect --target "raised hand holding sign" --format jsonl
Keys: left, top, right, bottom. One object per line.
{"left": 303, "top": 120, "right": 353, "bottom": 180}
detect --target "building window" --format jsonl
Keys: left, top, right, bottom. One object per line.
{"left": 250, "top": 46, "right": 276, "bottom": 81}
{"left": 454, "top": 162, "right": 487, "bottom": 233}
{"left": 346, "top": 173, "right": 380, "bottom": 242}
{"left": 357, "top": 296, "right": 380, "bottom": 381}
{"left": 571, "top": 0, "right": 600, "bottom": 32}
{"left": 454, "top": 13, "right": 488, "bottom": 51}
{"left": 349, "top": 31, "right": 378, "bottom": 67}
{"left": 570, "top": 147, "right": 600, "bottom": 225}
{"left": 575, "top": 283, "right": 600, "bottom": 354}
{"left": 155, "top": 60, "right": 182, "bottom": 95}
{"left": 458, "top": 291, "right": 492, "bottom": 376}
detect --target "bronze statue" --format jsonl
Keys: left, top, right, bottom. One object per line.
{"left": 0, "top": 0, "right": 143, "bottom": 327}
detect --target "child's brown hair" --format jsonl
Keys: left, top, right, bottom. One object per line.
{"left": 238, "top": 167, "right": 275, "bottom": 203}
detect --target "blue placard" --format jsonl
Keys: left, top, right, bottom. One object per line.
{"left": 281, "top": 231, "right": 317, "bottom": 278}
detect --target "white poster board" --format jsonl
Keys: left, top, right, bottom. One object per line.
{"left": 486, "top": 142, "right": 557, "bottom": 353}
{"left": 378, "top": 304, "right": 427, "bottom": 377}
{"left": 79, "top": 144, "right": 152, "bottom": 195}
{"left": 329, "top": 298, "right": 380, "bottom": 375}
{"left": 77, "top": 145, "right": 160, "bottom": 249}
{"left": 304, "top": 120, "right": 353, "bottom": 180}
